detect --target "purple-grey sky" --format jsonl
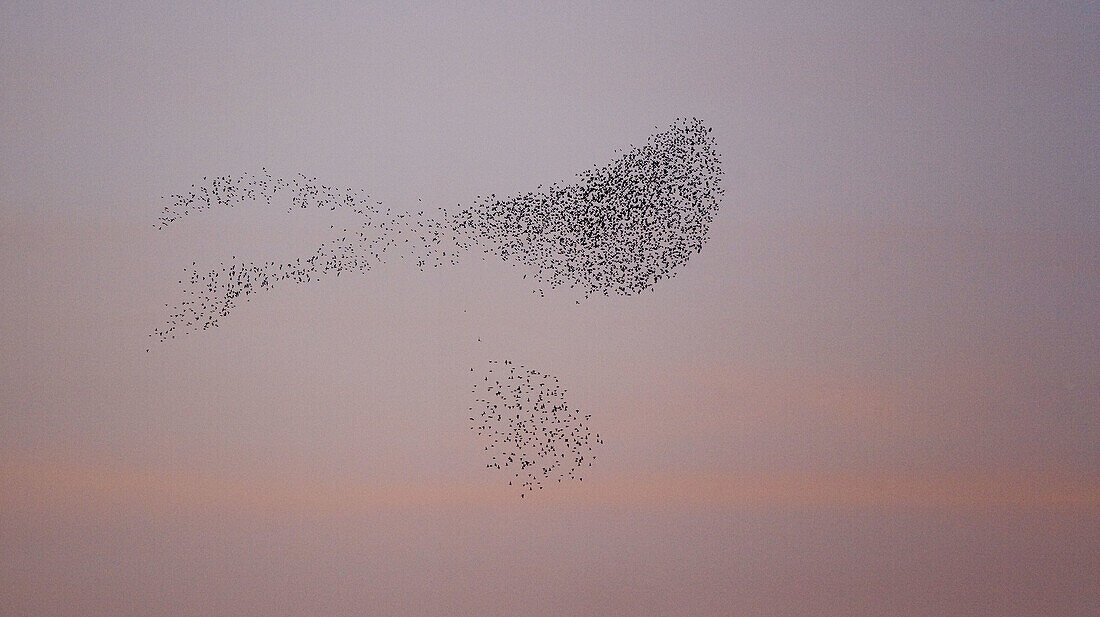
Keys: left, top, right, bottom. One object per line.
{"left": 2, "top": 2, "right": 1098, "bottom": 615}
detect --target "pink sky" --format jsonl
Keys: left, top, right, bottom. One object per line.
{"left": 2, "top": 2, "right": 1098, "bottom": 615}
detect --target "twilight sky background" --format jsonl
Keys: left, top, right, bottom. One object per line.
{"left": 1, "top": 2, "right": 1098, "bottom": 615}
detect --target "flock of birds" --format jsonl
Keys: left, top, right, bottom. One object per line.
{"left": 151, "top": 118, "right": 722, "bottom": 343}
{"left": 469, "top": 360, "right": 602, "bottom": 496}
{"left": 150, "top": 118, "right": 723, "bottom": 496}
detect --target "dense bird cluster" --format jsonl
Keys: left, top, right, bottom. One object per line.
{"left": 469, "top": 360, "right": 602, "bottom": 496}
{"left": 151, "top": 118, "right": 722, "bottom": 344}
{"left": 453, "top": 117, "right": 724, "bottom": 298}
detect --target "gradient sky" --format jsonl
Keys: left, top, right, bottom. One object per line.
{"left": 2, "top": 2, "right": 1098, "bottom": 616}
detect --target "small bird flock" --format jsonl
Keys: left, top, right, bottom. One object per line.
{"left": 469, "top": 360, "right": 602, "bottom": 497}
{"left": 150, "top": 118, "right": 722, "bottom": 344}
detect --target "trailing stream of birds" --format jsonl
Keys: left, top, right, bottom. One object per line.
{"left": 151, "top": 118, "right": 724, "bottom": 496}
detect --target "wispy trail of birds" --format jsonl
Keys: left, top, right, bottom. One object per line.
{"left": 151, "top": 170, "right": 470, "bottom": 343}
{"left": 150, "top": 118, "right": 722, "bottom": 344}
{"left": 469, "top": 360, "right": 602, "bottom": 497}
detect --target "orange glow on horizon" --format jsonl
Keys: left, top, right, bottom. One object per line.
{"left": 3, "top": 455, "right": 1096, "bottom": 517}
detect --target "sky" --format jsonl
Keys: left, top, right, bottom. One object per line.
{"left": 1, "top": 1, "right": 1098, "bottom": 615}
